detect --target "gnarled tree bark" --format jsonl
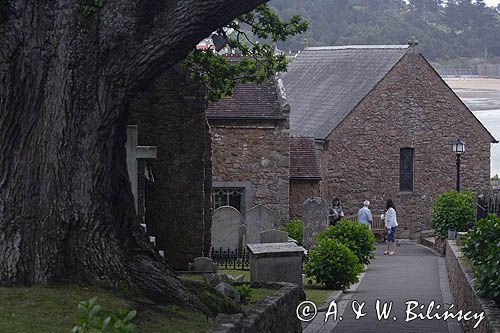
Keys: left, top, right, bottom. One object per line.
{"left": 0, "top": 0, "right": 267, "bottom": 309}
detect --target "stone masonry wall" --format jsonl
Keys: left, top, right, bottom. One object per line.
{"left": 128, "top": 66, "right": 212, "bottom": 270}
{"left": 446, "top": 240, "right": 500, "bottom": 333}
{"left": 210, "top": 120, "right": 290, "bottom": 225}
{"left": 320, "top": 53, "right": 492, "bottom": 238}
{"left": 212, "top": 282, "right": 302, "bottom": 333}
{"left": 289, "top": 180, "right": 321, "bottom": 218}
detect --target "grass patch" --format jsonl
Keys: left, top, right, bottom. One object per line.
{"left": 219, "top": 269, "right": 336, "bottom": 306}
{"left": 218, "top": 269, "right": 250, "bottom": 281}
{"left": 303, "top": 276, "right": 337, "bottom": 306}
{"left": 0, "top": 284, "right": 212, "bottom": 333}
{"left": 241, "top": 287, "right": 275, "bottom": 311}
{"left": 178, "top": 273, "right": 205, "bottom": 282}
{"left": 304, "top": 284, "right": 335, "bottom": 306}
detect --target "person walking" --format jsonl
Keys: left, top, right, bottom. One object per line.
{"left": 357, "top": 200, "right": 373, "bottom": 229}
{"left": 383, "top": 199, "right": 398, "bottom": 255}
{"left": 328, "top": 197, "right": 344, "bottom": 226}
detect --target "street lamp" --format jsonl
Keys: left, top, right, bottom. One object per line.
{"left": 452, "top": 139, "right": 465, "bottom": 192}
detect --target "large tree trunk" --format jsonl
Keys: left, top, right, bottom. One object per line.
{"left": 0, "top": 0, "right": 267, "bottom": 309}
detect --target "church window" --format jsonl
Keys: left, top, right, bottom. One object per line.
{"left": 400, "top": 148, "right": 414, "bottom": 192}
{"left": 212, "top": 188, "right": 244, "bottom": 212}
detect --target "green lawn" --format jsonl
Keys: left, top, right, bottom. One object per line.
{"left": 304, "top": 284, "right": 336, "bottom": 306}
{"left": 219, "top": 269, "right": 336, "bottom": 306}
{"left": 0, "top": 285, "right": 212, "bottom": 333}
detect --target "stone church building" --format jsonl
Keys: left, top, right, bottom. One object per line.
{"left": 207, "top": 77, "right": 290, "bottom": 225}
{"left": 128, "top": 66, "right": 212, "bottom": 270}
{"left": 283, "top": 45, "right": 497, "bottom": 238}
{"left": 289, "top": 137, "right": 321, "bottom": 218}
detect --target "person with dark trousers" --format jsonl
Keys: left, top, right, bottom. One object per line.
{"left": 328, "top": 197, "right": 344, "bottom": 226}
{"left": 383, "top": 199, "right": 398, "bottom": 255}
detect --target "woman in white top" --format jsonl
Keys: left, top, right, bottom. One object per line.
{"left": 383, "top": 199, "right": 398, "bottom": 255}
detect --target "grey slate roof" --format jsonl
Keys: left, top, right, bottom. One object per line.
{"left": 282, "top": 45, "right": 409, "bottom": 139}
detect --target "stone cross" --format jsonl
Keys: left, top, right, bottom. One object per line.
{"left": 126, "top": 125, "right": 157, "bottom": 213}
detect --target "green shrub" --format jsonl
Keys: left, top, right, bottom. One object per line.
{"left": 304, "top": 238, "right": 362, "bottom": 290}
{"left": 431, "top": 191, "right": 475, "bottom": 238}
{"left": 463, "top": 214, "right": 500, "bottom": 305}
{"left": 282, "top": 219, "right": 303, "bottom": 246}
{"left": 72, "top": 297, "right": 136, "bottom": 333}
{"left": 317, "top": 220, "right": 376, "bottom": 264}
{"left": 234, "top": 284, "right": 253, "bottom": 305}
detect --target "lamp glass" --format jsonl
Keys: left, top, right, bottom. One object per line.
{"left": 453, "top": 140, "right": 465, "bottom": 154}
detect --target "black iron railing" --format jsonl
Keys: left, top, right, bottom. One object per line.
{"left": 210, "top": 247, "right": 249, "bottom": 270}
{"left": 476, "top": 194, "right": 500, "bottom": 221}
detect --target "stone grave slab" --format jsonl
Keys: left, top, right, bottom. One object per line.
{"left": 247, "top": 242, "right": 305, "bottom": 287}
{"left": 211, "top": 206, "right": 241, "bottom": 250}
{"left": 245, "top": 205, "right": 278, "bottom": 244}
{"left": 189, "top": 257, "right": 218, "bottom": 273}
{"left": 302, "top": 197, "right": 329, "bottom": 249}
{"left": 260, "top": 229, "right": 288, "bottom": 243}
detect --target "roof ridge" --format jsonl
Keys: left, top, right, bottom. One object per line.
{"left": 305, "top": 45, "right": 409, "bottom": 51}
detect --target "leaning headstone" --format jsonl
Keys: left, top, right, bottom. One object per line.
{"left": 203, "top": 273, "right": 221, "bottom": 287}
{"left": 215, "top": 282, "right": 241, "bottom": 303}
{"left": 211, "top": 206, "right": 241, "bottom": 250}
{"left": 234, "top": 275, "right": 245, "bottom": 283}
{"left": 189, "top": 257, "right": 218, "bottom": 273}
{"left": 247, "top": 243, "right": 305, "bottom": 287}
{"left": 302, "top": 197, "right": 329, "bottom": 249}
{"left": 219, "top": 274, "right": 235, "bottom": 283}
{"left": 260, "top": 229, "right": 289, "bottom": 243}
{"left": 245, "top": 205, "right": 278, "bottom": 244}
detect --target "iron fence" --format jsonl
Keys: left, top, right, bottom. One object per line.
{"left": 209, "top": 247, "right": 249, "bottom": 270}
{"left": 476, "top": 194, "right": 500, "bottom": 221}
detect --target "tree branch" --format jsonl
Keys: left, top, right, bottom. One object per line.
{"left": 125, "top": 0, "right": 269, "bottom": 92}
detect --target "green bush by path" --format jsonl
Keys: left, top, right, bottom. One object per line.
{"left": 463, "top": 214, "right": 500, "bottom": 305}
{"left": 304, "top": 238, "right": 362, "bottom": 290}
{"left": 317, "top": 220, "right": 376, "bottom": 264}
{"left": 431, "top": 191, "right": 475, "bottom": 238}
{"left": 282, "top": 219, "right": 303, "bottom": 246}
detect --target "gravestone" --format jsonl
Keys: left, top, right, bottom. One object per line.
{"left": 260, "top": 229, "right": 288, "bottom": 243}
{"left": 302, "top": 197, "right": 329, "bottom": 249}
{"left": 126, "top": 125, "right": 158, "bottom": 213}
{"left": 211, "top": 206, "right": 241, "bottom": 250}
{"left": 188, "top": 257, "right": 218, "bottom": 273}
{"left": 247, "top": 243, "right": 305, "bottom": 287}
{"left": 245, "top": 205, "right": 278, "bottom": 244}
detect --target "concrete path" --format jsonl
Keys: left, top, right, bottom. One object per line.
{"left": 304, "top": 242, "right": 462, "bottom": 333}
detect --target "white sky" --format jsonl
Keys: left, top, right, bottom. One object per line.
{"left": 484, "top": 0, "right": 500, "bottom": 6}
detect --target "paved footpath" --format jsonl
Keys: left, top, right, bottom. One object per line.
{"left": 304, "top": 242, "right": 463, "bottom": 333}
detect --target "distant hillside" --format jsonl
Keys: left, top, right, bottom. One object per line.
{"left": 269, "top": 0, "right": 500, "bottom": 62}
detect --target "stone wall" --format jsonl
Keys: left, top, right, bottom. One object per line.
{"left": 212, "top": 282, "right": 303, "bottom": 333}
{"left": 128, "top": 66, "right": 212, "bottom": 270}
{"left": 289, "top": 180, "right": 321, "bottom": 218}
{"left": 210, "top": 120, "right": 290, "bottom": 224}
{"left": 320, "top": 53, "right": 492, "bottom": 238}
{"left": 446, "top": 240, "right": 500, "bottom": 333}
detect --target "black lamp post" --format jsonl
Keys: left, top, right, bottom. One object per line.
{"left": 452, "top": 139, "right": 465, "bottom": 192}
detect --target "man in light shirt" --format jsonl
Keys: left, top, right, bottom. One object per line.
{"left": 357, "top": 200, "right": 373, "bottom": 229}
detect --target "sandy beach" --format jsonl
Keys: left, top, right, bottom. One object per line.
{"left": 445, "top": 77, "right": 500, "bottom": 175}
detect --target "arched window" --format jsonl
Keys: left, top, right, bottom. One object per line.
{"left": 212, "top": 188, "right": 244, "bottom": 212}
{"left": 400, "top": 148, "right": 414, "bottom": 192}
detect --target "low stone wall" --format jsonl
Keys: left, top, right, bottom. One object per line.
{"left": 212, "top": 282, "right": 303, "bottom": 333}
{"left": 446, "top": 240, "right": 500, "bottom": 333}
{"left": 417, "top": 231, "right": 446, "bottom": 256}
